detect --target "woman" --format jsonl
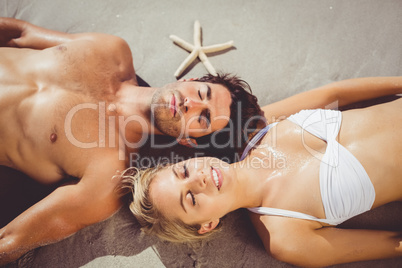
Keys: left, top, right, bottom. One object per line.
{"left": 122, "top": 78, "right": 402, "bottom": 267}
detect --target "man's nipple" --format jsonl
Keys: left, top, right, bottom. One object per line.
{"left": 50, "top": 133, "right": 58, "bottom": 143}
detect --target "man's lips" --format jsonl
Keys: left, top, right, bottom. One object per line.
{"left": 170, "top": 95, "right": 176, "bottom": 117}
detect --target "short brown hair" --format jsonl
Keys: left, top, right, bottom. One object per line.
{"left": 195, "top": 73, "right": 265, "bottom": 160}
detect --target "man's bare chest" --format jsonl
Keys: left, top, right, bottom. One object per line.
{"left": 6, "top": 94, "right": 125, "bottom": 184}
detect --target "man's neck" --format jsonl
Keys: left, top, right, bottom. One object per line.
{"left": 113, "top": 83, "right": 163, "bottom": 136}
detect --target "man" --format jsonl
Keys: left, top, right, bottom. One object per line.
{"left": 1, "top": 17, "right": 401, "bottom": 265}
{"left": 0, "top": 17, "right": 264, "bottom": 264}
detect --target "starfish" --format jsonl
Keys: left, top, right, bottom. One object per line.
{"left": 170, "top": 20, "right": 234, "bottom": 78}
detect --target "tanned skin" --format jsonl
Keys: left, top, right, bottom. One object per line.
{"left": 1, "top": 17, "right": 402, "bottom": 264}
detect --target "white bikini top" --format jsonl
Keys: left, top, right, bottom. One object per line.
{"left": 242, "top": 109, "right": 376, "bottom": 225}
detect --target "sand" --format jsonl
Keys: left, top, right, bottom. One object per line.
{"left": 1, "top": 0, "right": 402, "bottom": 267}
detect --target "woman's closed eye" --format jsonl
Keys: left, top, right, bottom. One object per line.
{"left": 188, "top": 191, "right": 196, "bottom": 206}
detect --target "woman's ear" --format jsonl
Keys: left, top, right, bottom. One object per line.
{"left": 198, "top": 219, "right": 220, "bottom": 234}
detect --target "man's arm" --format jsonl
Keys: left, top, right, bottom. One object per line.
{"left": 263, "top": 76, "right": 402, "bottom": 122}
{"left": 0, "top": 17, "right": 120, "bottom": 49}
{"left": 0, "top": 161, "right": 123, "bottom": 265}
{"left": 0, "top": 17, "right": 138, "bottom": 83}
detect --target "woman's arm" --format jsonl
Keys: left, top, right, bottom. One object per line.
{"left": 263, "top": 77, "right": 402, "bottom": 123}
{"left": 275, "top": 226, "right": 401, "bottom": 267}
{"left": 251, "top": 214, "right": 402, "bottom": 267}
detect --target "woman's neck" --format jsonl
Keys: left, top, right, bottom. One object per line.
{"left": 230, "top": 158, "right": 277, "bottom": 209}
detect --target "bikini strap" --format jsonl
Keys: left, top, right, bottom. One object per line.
{"left": 240, "top": 123, "right": 278, "bottom": 161}
{"left": 247, "top": 207, "right": 347, "bottom": 225}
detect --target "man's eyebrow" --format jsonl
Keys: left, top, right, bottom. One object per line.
{"left": 173, "top": 166, "right": 187, "bottom": 213}
{"left": 206, "top": 85, "right": 211, "bottom": 100}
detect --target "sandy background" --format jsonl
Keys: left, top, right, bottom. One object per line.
{"left": 1, "top": 0, "right": 402, "bottom": 267}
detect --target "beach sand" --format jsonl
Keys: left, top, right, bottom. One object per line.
{"left": 1, "top": 0, "right": 402, "bottom": 267}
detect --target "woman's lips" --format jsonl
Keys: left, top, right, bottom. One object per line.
{"left": 211, "top": 167, "right": 223, "bottom": 190}
{"left": 170, "top": 95, "right": 176, "bottom": 117}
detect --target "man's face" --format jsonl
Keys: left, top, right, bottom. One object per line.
{"left": 151, "top": 81, "right": 232, "bottom": 140}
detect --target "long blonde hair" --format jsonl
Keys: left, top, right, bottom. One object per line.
{"left": 120, "top": 165, "right": 221, "bottom": 243}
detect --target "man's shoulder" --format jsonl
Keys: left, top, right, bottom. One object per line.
{"left": 82, "top": 33, "right": 130, "bottom": 53}
{"left": 66, "top": 146, "right": 124, "bottom": 176}
{"left": 74, "top": 33, "right": 135, "bottom": 78}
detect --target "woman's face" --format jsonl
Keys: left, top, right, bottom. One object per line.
{"left": 149, "top": 157, "right": 237, "bottom": 231}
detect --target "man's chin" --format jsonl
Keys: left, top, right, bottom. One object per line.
{"left": 154, "top": 122, "right": 181, "bottom": 138}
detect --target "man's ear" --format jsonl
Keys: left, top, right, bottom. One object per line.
{"left": 198, "top": 219, "right": 220, "bottom": 234}
{"left": 176, "top": 137, "right": 198, "bottom": 148}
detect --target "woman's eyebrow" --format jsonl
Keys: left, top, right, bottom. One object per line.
{"left": 180, "top": 192, "right": 187, "bottom": 213}
{"left": 173, "top": 166, "right": 179, "bottom": 178}
{"left": 172, "top": 166, "right": 187, "bottom": 213}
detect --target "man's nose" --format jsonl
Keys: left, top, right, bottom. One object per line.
{"left": 184, "top": 97, "right": 205, "bottom": 111}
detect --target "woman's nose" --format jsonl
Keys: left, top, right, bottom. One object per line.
{"left": 188, "top": 169, "right": 207, "bottom": 190}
